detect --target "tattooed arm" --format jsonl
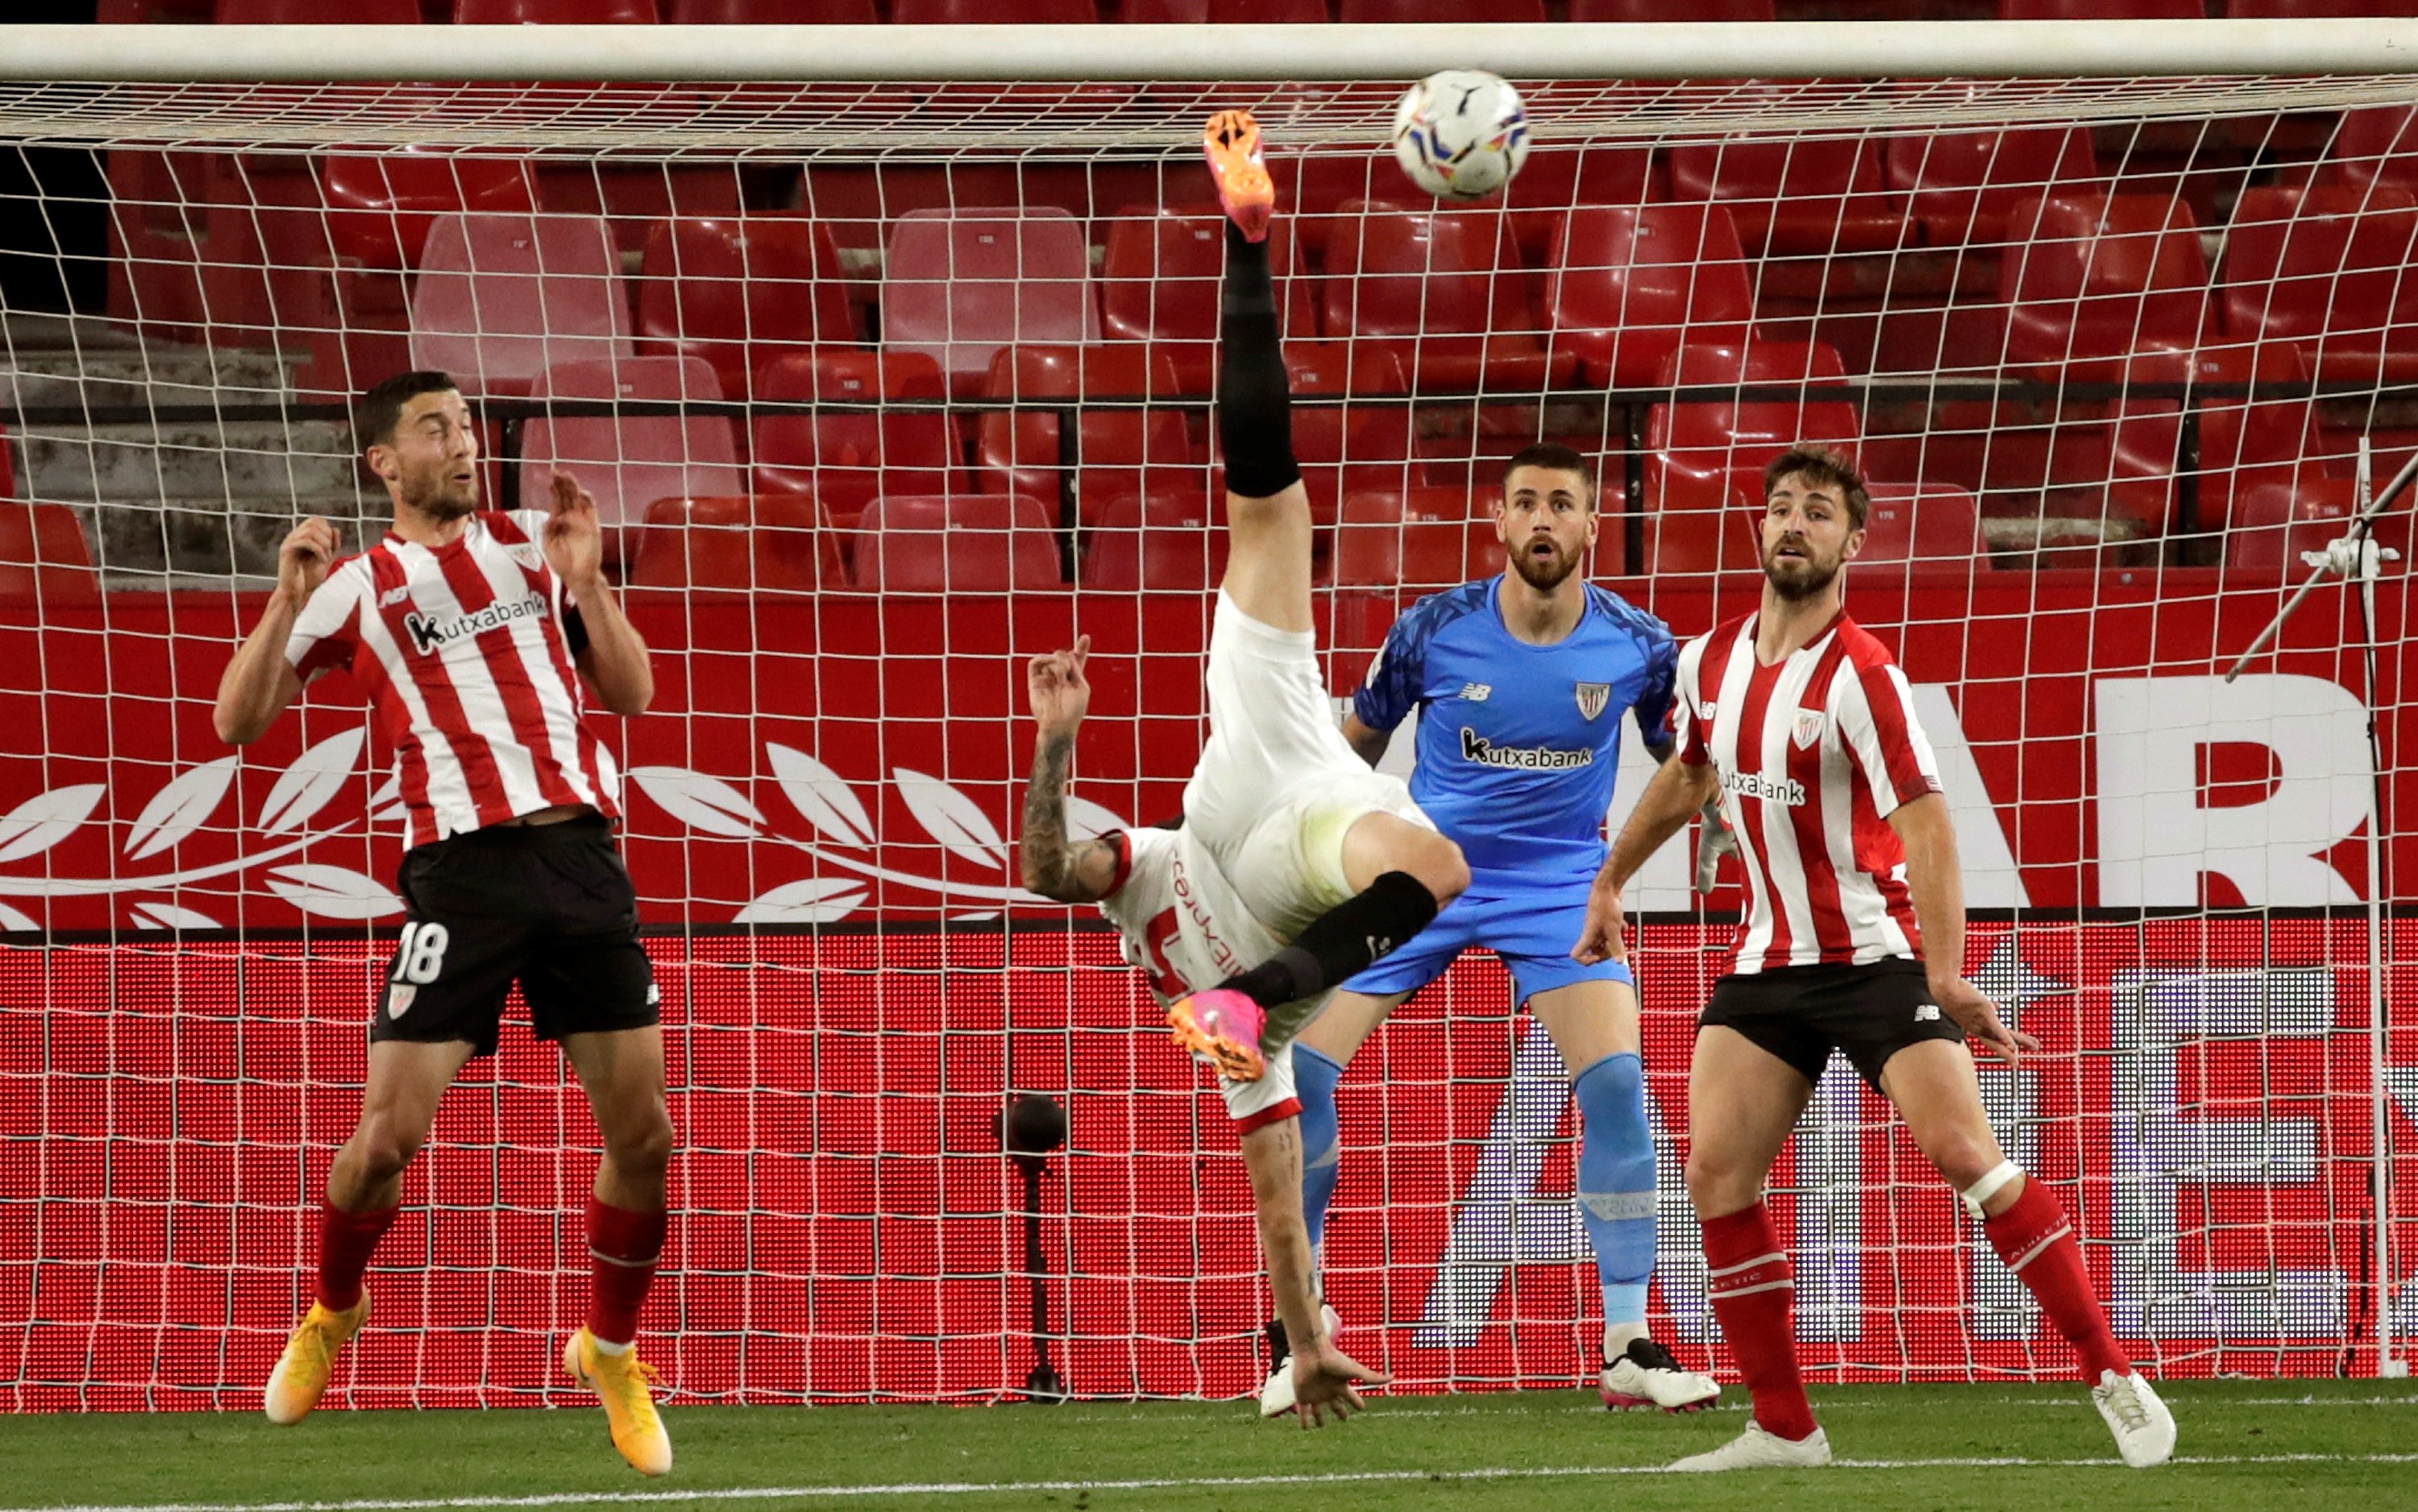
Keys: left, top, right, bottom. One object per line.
{"left": 1019, "top": 636, "right": 1124, "bottom": 903}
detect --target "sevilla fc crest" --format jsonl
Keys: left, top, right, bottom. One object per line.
{"left": 1793, "top": 708, "right": 1826, "bottom": 750}
{"left": 1575, "top": 682, "right": 1611, "bottom": 721}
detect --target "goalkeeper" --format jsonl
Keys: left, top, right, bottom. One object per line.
{"left": 1260, "top": 447, "right": 1722, "bottom": 1419}
{"left": 1016, "top": 109, "right": 1469, "bottom": 1426}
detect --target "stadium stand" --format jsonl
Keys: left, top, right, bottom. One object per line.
{"left": 1322, "top": 201, "right": 1575, "bottom": 392}
{"left": 628, "top": 494, "right": 847, "bottom": 593}
{"left": 1544, "top": 203, "right": 1756, "bottom": 388}
{"left": 753, "top": 351, "right": 960, "bottom": 528}
{"left": 2218, "top": 185, "right": 2418, "bottom": 380}
{"left": 1331, "top": 488, "right": 1516, "bottom": 588}
{"left": 409, "top": 213, "right": 633, "bottom": 397}
{"left": 519, "top": 355, "right": 745, "bottom": 530}
{"left": 851, "top": 492, "right": 1062, "bottom": 590}
{"left": 0, "top": 502, "right": 102, "bottom": 612}
{"left": 1099, "top": 206, "right": 1315, "bottom": 393}
{"left": 1996, "top": 192, "right": 2210, "bottom": 382}
{"left": 637, "top": 215, "right": 855, "bottom": 402}
{"left": 975, "top": 346, "right": 1194, "bottom": 528}
{"left": 883, "top": 207, "right": 1100, "bottom": 397}
{"left": 1083, "top": 490, "right": 1229, "bottom": 591}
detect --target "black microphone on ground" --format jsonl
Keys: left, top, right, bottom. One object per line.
{"left": 999, "top": 1092, "right": 1069, "bottom": 1403}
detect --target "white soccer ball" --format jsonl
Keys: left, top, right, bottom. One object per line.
{"left": 1391, "top": 69, "right": 1531, "bottom": 203}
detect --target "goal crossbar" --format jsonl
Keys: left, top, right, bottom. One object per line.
{"left": 9, "top": 19, "right": 2418, "bottom": 85}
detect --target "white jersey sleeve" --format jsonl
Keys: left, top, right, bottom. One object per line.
{"left": 1671, "top": 633, "right": 1714, "bottom": 767}
{"left": 1833, "top": 658, "right": 1943, "bottom": 816}
{"left": 282, "top": 563, "right": 366, "bottom": 683}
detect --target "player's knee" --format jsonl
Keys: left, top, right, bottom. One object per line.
{"left": 347, "top": 1111, "right": 431, "bottom": 1183}
{"left": 1406, "top": 832, "right": 1469, "bottom": 907}
{"left": 1919, "top": 1129, "right": 2003, "bottom": 1193}
{"left": 606, "top": 1103, "right": 676, "bottom": 1179}
{"left": 1683, "top": 1145, "right": 1759, "bottom": 1216}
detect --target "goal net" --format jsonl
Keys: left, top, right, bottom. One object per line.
{"left": 1, "top": 25, "right": 2413, "bottom": 1410}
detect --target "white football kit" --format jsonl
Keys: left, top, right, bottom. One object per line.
{"left": 1097, "top": 591, "right": 1431, "bottom": 1129}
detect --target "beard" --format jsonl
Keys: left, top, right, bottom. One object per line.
{"left": 1762, "top": 540, "right": 1841, "bottom": 601}
{"left": 1510, "top": 539, "right": 1582, "bottom": 591}
{"left": 403, "top": 472, "right": 479, "bottom": 521}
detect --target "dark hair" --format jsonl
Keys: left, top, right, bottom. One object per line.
{"left": 1762, "top": 443, "right": 1870, "bottom": 529}
{"left": 1502, "top": 442, "right": 1595, "bottom": 509}
{"left": 354, "top": 370, "right": 460, "bottom": 452}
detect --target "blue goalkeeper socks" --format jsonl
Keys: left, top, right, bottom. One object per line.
{"left": 1573, "top": 1051, "right": 1656, "bottom": 1342}
{"left": 1295, "top": 1043, "right": 1346, "bottom": 1248}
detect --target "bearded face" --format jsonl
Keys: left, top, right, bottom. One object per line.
{"left": 373, "top": 390, "right": 480, "bottom": 521}
{"left": 1759, "top": 473, "right": 1860, "bottom": 601}
{"left": 1498, "top": 465, "right": 1596, "bottom": 591}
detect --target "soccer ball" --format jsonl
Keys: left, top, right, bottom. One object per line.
{"left": 1391, "top": 69, "right": 1530, "bottom": 202}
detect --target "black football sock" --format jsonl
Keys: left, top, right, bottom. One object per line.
{"left": 1216, "top": 870, "right": 1440, "bottom": 1010}
{"left": 1218, "top": 222, "right": 1301, "bottom": 501}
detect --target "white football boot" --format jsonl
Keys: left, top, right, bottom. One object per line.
{"left": 1668, "top": 1421, "right": 1833, "bottom": 1472}
{"left": 2092, "top": 1369, "right": 2177, "bottom": 1468}
{"left": 1256, "top": 1304, "right": 1343, "bottom": 1419}
{"left": 1600, "top": 1337, "right": 1721, "bottom": 1412}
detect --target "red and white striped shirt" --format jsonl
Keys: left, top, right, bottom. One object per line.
{"left": 1674, "top": 610, "right": 1943, "bottom": 974}
{"left": 284, "top": 510, "right": 617, "bottom": 849}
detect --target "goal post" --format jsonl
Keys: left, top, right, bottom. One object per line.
{"left": 0, "top": 24, "right": 2410, "bottom": 1410}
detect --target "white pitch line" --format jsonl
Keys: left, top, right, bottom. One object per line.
{"left": 19, "top": 1453, "right": 2418, "bottom": 1512}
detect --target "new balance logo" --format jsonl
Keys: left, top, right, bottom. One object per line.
{"left": 1366, "top": 934, "right": 1394, "bottom": 958}
{"left": 378, "top": 584, "right": 413, "bottom": 608}
{"left": 1459, "top": 682, "right": 1492, "bottom": 702}
{"left": 1915, "top": 1003, "right": 1941, "bottom": 1021}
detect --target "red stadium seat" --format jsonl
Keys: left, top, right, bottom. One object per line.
{"left": 2224, "top": 476, "right": 2405, "bottom": 570}
{"left": 1998, "top": 192, "right": 2210, "bottom": 381}
{"left": 216, "top": 0, "right": 418, "bottom": 17}
{"left": 0, "top": 501, "right": 101, "bottom": 612}
{"left": 1331, "top": 490, "right": 1509, "bottom": 589}
{"left": 1338, "top": 0, "right": 1540, "bottom": 16}
{"left": 1667, "top": 135, "right": 1906, "bottom": 258}
{"left": 1122, "top": 0, "right": 1327, "bottom": 16}
{"left": 852, "top": 493, "right": 1062, "bottom": 591}
{"left": 1998, "top": 0, "right": 2199, "bottom": 15}
{"left": 1569, "top": 0, "right": 1771, "bottom": 15}
{"left": 409, "top": 213, "right": 633, "bottom": 397}
{"left": 521, "top": 356, "right": 745, "bottom": 530}
{"left": 892, "top": 0, "right": 1095, "bottom": 17}
{"left": 105, "top": 147, "right": 213, "bottom": 343}
{"left": 883, "top": 207, "right": 1100, "bottom": 397}
{"left": 1929, "top": 395, "right": 2183, "bottom": 540}
{"left": 1881, "top": 126, "right": 2100, "bottom": 246}
{"left": 2316, "top": 106, "right": 2418, "bottom": 197}
{"left": 2216, "top": 185, "right": 2418, "bottom": 380}
{"left": 452, "top": 0, "right": 659, "bottom": 19}
{"left": 975, "top": 346, "right": 1195, "bottom": 529}
{"left": 1647, "top": 340, "right": 1861, "bottom": 563}
{"left": 1098, "top": 206, "right": 1312, "bottom": 393}
{"left": 669, "top": 0, "right": 876, "bottom": 18}
{"left": 752, "top": 350, "right": 958, "bottom": 529}
{"left": 1545, "top": 204, "right": 1755, "bottom": 389}
{"left": 1270, "top": 340, "right": 1416, "bottom": 527}
{"left": 1856, "top": 484, "right": 1984, "bottom": 567}
{"left": 2227, "top": 1, "right": 2418, "bottom": 15}
{"left": 1083, "top": 491, "right": 1230, "bottom": 592}
{"left": 628, "top": 495, "right": 845, "bottom": 593}
{"left": 319, "top": 152, "right": 538, "bottom": 271}
{"left": 636, "top": 215, "right": 854, "bottom": 401}
{"left": 1499, "top": 143, "right": 1663, "bottom": 261}
{"left": 1322, "top": 202, "right": 1574, "bottom": 393}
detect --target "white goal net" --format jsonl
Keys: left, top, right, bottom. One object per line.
{"left": 0, "top": 24, "right": 2411, "bottom": 1409}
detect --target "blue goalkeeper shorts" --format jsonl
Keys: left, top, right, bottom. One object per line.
{"left": 1341, "top": 869, "right": 1633, "bottom": 1007}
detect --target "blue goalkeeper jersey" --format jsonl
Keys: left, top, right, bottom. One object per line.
{"left": 1353, "top": 577, "right": 1677, "bottom": 882}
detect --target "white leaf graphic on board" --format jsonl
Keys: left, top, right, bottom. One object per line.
{"left": 124, "top": 756, "right": 239, "bottom": 859}
{"left": 629, "top": 766, "right": 764, "bottom": 839}
{"left": 367, "top": 774, "right": 409, "bottom": 825}
{"left": 766, "top": 744, "right": 875, "bottom": 849}
{"left": 734, "top": 876, "right": 867, "bottom": 924}
{"left": 257, "top": 729, "right": 369, "bottom": 837}
{"left": 893, "top": 769, "right": 1007, "bottom": 871}
{"left": 130, "top": 901, "right": 220, "bottom": 931}
{"left": 0, "top": 899, "right": 36, "bottom": 931}
{"left": 264, "top": 865, "right": 403, "bottom": 920}
{"left": 1065, "top": 795, "right": 1128, "bottom": 842}
{"left": 0, "top": 783, "right": 106, "bottom": 863}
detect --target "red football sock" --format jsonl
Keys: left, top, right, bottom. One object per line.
{"left": 1702, "top": 1201, "right": 1818, "bottom": 1442}
{"left": 586, "top": 1198, "right": 667, "bottom": 1347}
{"left": 1985, "top": 1177, "right": 2129, "bottom": 1381}
{"left": 317, "top": 1198, "right": 397, "bottom": 1314}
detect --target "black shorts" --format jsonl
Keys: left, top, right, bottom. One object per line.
{"left": 372, "top": 814, "right": 659, "bottom": 1057}
{"left": 1697, "top": 958, "right": 1964, "bottom": 1092}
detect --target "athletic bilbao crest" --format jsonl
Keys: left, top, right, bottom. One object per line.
{"left": 1574, "top": 682, "right": 1611, "bottom": 721}
{"left": 1793, "top": 708, "right": 1826, "bottom": 750}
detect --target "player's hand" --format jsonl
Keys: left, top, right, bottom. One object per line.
{"left": 1932, "top": 974, "right": 2040, "bottom": 1066}
{"left": 1694, "top": 801, "right": 1738, "bottom": 895}
{"left": 1288, "top": 1337, "right": 1388, "bottom": 1428}
{"left": 542, "top": 470, "right": 605, "bottom": 590}
{"left": 276, "top": 517, "right": 339, "bottom": 610}
{"left": 1026, "top": 635, "right": 1092, "bottom": 737}
{"left": 1572, "top": 869, "right": 1629, "bottom": 966}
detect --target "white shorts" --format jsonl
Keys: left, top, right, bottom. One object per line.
{"left": 1182, "top": 591, "right": 1431, "bottom": 1127}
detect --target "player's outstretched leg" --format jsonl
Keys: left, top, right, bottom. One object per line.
{"left": 1170, "top": 821, "right": 1465, "bottom": 1081}
{"left": 1204, "top": 108, "right": 1273, "bottom": 243}
{"left": 1573, "top": 1048, "right": 1716, "bottom": 1412}
{"left": 562, "top": 1026, "right": 676, "bottom": 1477}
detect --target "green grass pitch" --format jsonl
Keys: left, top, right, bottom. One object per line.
{"left": 9, "top": 1382, "right": 2416, "bottom": 1512}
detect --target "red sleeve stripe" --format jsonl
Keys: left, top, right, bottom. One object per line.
{"left": 1855, "top": 659, "right": 1939, "bottom": 805}
{"left": 1103, "top": 830, "right": 1134, "bottom": 899}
